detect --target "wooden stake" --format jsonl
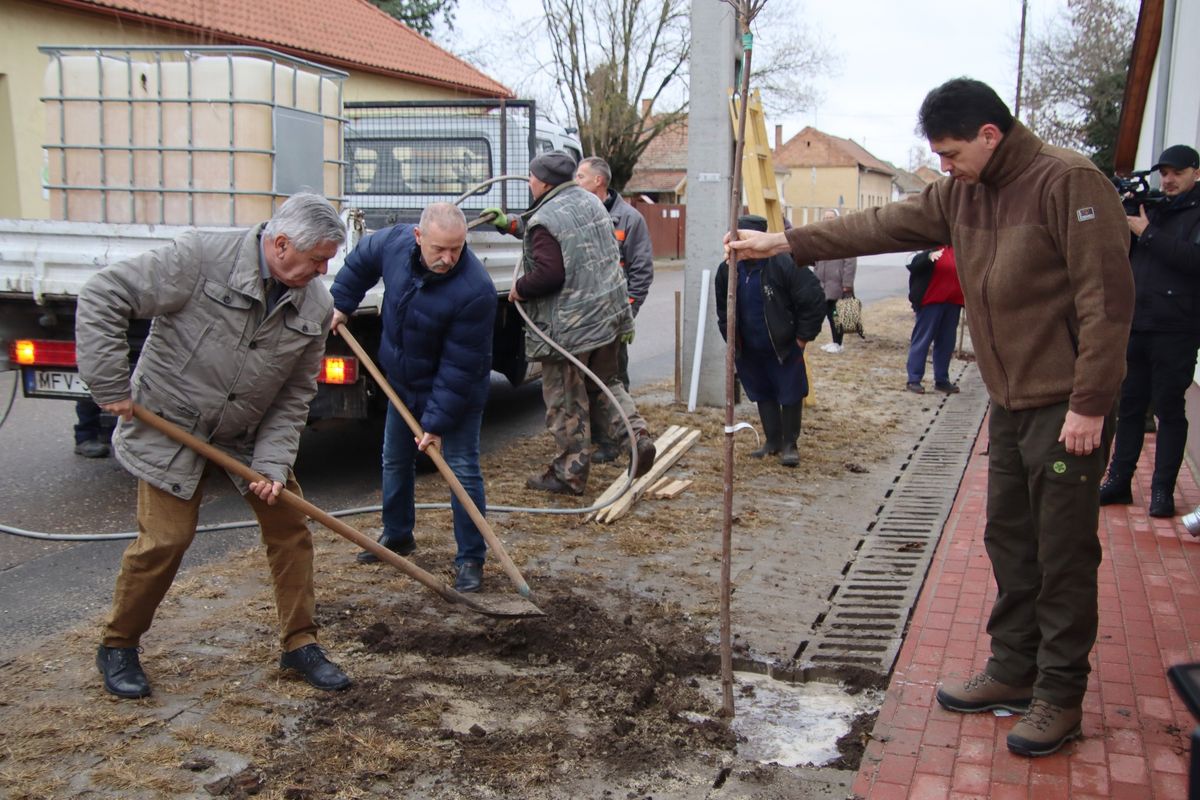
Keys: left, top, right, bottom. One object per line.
{"left": 654, "top": 479, "right": 693, "bottom": 499}
{"left": 598, "top": 429, "right": 701, "bottom": 523}
{"left": 585, "top": 425, "right": 685, "bottom": 522}
{"left": 674, "top": 289, "right": 683, "bottom": 405}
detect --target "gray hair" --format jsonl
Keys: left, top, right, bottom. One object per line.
{"left": 578, "top": 156, "right": 612, "bottom": 188}
{"left": 418, "top": 202, "right": 467, "bottom": 232}
{"left": 263, "top": 192, "right": 345, "bottom": 250}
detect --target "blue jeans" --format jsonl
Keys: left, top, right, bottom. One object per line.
{"left": 381, "top": 403, "right": 487, "bottom": 566}
{"left": 906, "top": 303, "right": 961, "bottom": 384}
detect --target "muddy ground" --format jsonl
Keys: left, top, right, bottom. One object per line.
{"left": 0, "top": 297, "right": 968, "bottom": 799}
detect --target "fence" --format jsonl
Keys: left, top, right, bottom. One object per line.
{"left": 631, "top": 201, "right": 685, "bottom": 259}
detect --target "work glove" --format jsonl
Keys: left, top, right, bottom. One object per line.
{"left": 619, "top": 331, "right": 635, "bottom": 345}
{"left": 481, "top": 207, "right": 509, "bottom": 233}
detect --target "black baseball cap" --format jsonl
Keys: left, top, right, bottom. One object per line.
{"left": 1152, "top": 144, "right": 1199, "bottom": 171}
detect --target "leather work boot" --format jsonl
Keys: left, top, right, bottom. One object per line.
{"left": 633, "top": 436, "right": 657, "bottom": 478}
{"left": 356, "top": 532, "right": 417, "bottom": 564}
{"left": 1098, "top": 473, "right": 1133, "bottom": 505}
{"left": 280, "top": 644, "right": 351, "bottom": 691}
{"left": 779, "top": 404, "right": 802, "bottom": 467}
{"left": 526, "top": 470, "right": 584, "bottom": 496}
{"left": 96, "top": 645, "right": 152, "bottom": 699}
{"left": 591, "top": 442, "right": 622, "bottom": 464}
{"left": 1148, "top": 487, "right": 1176, "bottom": 518}
{"left": 1006, "top": 698, "right": 1083, "bottom": 757}
{"left": 454, "top": 560, "right": 484, "bottom": 593}
{"left": 936, "top": 671, "right": 1033, "bottom": 713}
{"left": 750, "top": 402, "right": 782, "bottom": 459}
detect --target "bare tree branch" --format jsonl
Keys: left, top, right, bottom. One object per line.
{"left": 1022, "top": 0, "right": 1135, "bottom": 172}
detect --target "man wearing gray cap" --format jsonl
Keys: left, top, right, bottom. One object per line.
{"left": 1100, "top": 143, "right": 1200, "bottom": 517}
{"left": 495, "top": 151, "right": 656, "bottom": 495}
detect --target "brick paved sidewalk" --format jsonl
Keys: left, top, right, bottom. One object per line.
{"left": 852, "top": 419, "right": 1200, "bottom": 799}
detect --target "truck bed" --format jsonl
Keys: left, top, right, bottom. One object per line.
{"left": 0, "top": 217, "right": 519, "bottom": 306}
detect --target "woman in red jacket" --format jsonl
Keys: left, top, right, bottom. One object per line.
{"left": 905, "top": 246, "right": 964, "bottom": 394}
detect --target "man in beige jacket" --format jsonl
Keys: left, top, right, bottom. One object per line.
{"left": 76, "top": 192, "right": 351, "bottom": 699}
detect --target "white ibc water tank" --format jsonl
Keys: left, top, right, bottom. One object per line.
{"left": 44, "top": 49, "right": 343, "bottom": 226}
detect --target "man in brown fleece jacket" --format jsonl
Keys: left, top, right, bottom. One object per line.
{"left": 729, "top": 78, "right": 1133, "bottom": 758}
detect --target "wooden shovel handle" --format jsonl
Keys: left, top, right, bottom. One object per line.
{"left": 335, "top": 325, "right": 532, "bottom": 599}
{"left": 130, "top": 403, "right": 464, "bottom": 606}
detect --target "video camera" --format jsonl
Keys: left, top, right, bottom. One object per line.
{"left": 1112, "top": 170, "right": 1167, "bottom": 216}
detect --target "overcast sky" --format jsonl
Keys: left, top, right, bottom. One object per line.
{"left": 440, "top": 0, "right": 1108, "bottom": 170}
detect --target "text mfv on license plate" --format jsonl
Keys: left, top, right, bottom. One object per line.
{"left": 23, "top": 368, "right": 91, "bottom": 399}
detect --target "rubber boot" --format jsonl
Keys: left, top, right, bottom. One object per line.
{"left": 750, "top": 403, "right": 782, "bottom": 458}
{"left": 779, "top": 403, "right": 802, "bottom": 467}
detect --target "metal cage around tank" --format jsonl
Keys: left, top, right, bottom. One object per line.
{"left": 40, "top": 45, "right": 347, "bottom": 227}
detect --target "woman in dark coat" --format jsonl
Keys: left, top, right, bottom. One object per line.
{"left": 716, "top": 215, "right": 827, "bottom": 466}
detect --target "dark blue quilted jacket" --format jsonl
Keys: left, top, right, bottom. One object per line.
{"left": 331, "top": 225, "right": 496, "bottom": 434}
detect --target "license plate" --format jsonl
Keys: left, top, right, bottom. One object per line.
{"left": 22, "top": 367, "right": 92, "bottom": 399}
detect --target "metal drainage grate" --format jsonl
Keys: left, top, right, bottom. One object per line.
{"left": 794, "top": 362, "right": 989, "bottom": 680}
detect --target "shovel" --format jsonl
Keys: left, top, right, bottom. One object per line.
{"left": 334, "top": 325, "right": 535, "bottom": 600}
{"left": 131, "top": 404, "right": 544, "bottom": 619}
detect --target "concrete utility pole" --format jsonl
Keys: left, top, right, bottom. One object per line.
{"left": 684, "top": 0, "right": 737, "bottom": 409}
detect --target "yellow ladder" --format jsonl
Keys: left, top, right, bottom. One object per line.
{"left": 729, "top": 89, "right": 783, "bottom": 232}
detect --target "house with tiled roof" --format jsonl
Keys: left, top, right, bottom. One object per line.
{"left": 0, "top": 0, "right": 512, "bottom": 218}
{"left": 889, "top": 165, "right": 929, "bottom": 201}
{"left": 773, "top": 125, "right": 897, "bottom": 224}
{"left": 624, "top": 113, "right": 688, "bottom": 204}
{"left": 914, "top": 165, "right": 945, "bottom": 184}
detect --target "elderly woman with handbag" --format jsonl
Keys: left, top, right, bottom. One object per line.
{"left": 812, "top": 208, "right": 858, "bottom": 353}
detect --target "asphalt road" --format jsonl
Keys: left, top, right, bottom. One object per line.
{"left": 0, "top": 253, "right": 909, "bottom": 648}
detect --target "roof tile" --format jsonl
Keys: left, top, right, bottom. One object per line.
{"left": 42, "top": 0, "right": 510, "bottom": 96}
{"left": 775, "top": 126, "right": 896, "bottom": 175}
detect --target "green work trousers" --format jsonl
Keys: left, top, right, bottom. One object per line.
{"left": 102, "top": 467, "right": 318, "bottom": 653}
{"left": 983, "top": 401, "right": 1114, "bottom": 708}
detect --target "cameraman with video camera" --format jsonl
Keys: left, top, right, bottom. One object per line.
{"left": 1101, "top": 144, "right": 1200, "bottom": 518}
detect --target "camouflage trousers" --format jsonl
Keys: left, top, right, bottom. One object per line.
{"left": 539, "top": 340, "right": 649, "bottom": 493}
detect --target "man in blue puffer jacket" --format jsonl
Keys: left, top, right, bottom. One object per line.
{"left": 331, "top": 203, "right": 496, "bottom": 593}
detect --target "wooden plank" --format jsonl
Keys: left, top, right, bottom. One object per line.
{"left": 598, "top": 428, "right": 701, "bottom": 523}
{"left": 585, "top": 425, "right": 685, "bottom": 522}
{"left": 654, "top": 479, "right": 692, "bottom": 499}
{"left": 648, "top": 476, "right": 674, "bottom": 494}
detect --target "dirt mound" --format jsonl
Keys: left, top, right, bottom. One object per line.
{"left": 263, "top": 579, "right": 737, "bottom": 798}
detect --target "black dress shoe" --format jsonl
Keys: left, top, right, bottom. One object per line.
{"left": 1099, "top": 475, "right": 1133, "bottom": 505}
{"left": 1149, "top": 488, "right": 1175, "bottom": 518}
{"left": 454, "top": 560, "right": 484, "bottom": 593}
{"left": 356, "top": 533, "right": 416, "bottom": 564}
{"left": 96, "top": 645, "right": 151, "bottom": 698}
{"left": 280, "top": 644, "right": 351, "bottom": 691}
